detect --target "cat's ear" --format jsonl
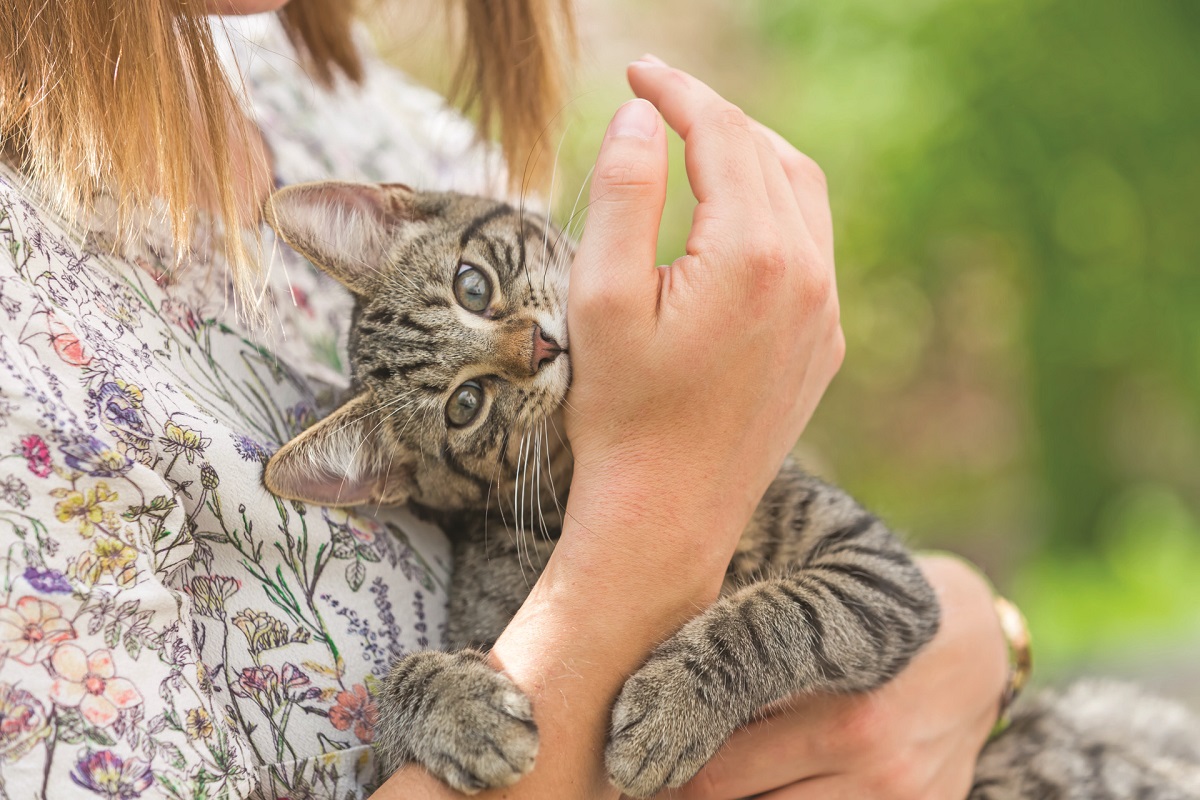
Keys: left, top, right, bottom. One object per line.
{"left": 264, "top": 393, "right": 416, "bottom": 507}
{"left": 263, "top": 181, "right": 422, "bottom": 294}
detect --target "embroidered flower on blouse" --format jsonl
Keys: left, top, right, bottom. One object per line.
{"left": 0, "top": 596, "right": 76, "bottom": 665}
{"left": 184, "top": 708, "right": 213, "bottom": 740}
{"left": 0, "top": 682, "right": 50, "bottom": 761}
{"left": 22, "top": 566, "right": 73, "bottom": 595}
{"left": 49, "top": 645, "right": 144, "bottom": 727}
{"left": 159, "top": 420, "right": 210, "bottom": 465}
{"left": 92, "top": 381, "right": 152, "bottom": 457}
{"left": 0, "top": 474, "right": 29, "bottom": 510}
{"left": 46, "top": 312, "right": 93, "bottom": 368}
{"left": 230, "top": 432, "right": 270, "bottom": 463}
{"left": 199, "top": 463, "right": 219, "bottom": 490}
{"left": 328, "top": 684, "right": 378, "bottom": 744}
{"left": 52, "top": 483, "right": 120, "bottom": 538}
{"left": 181, "top": 575, "right": 240, "bottom": 619}
{"left": 232, "top": 609, "right": 290, "bottom": 654}
{"left": 69, "top": 749, "right": 154, "bottom": 799}
{"left": 60, "top": 438, "right": 132, "bottom": 478}
{"left": 19, "top": 434, "right": 52, "bottom": 478}
{"left": 70, "top": 539, "right": 138, "bottom": 589}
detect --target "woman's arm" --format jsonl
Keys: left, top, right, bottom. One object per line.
{"left": 374, "top": 60, "right": 844, "bottom": 799}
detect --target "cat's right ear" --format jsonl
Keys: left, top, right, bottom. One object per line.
{"left": 264, "top": 392, "right": 417, "bottom": 508}
{"left": 263, "top": 181, "right": 422, "bottom": 294}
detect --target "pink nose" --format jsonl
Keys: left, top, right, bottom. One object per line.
{"left": 531, "top": 325, "right": 564, "bottom": 373}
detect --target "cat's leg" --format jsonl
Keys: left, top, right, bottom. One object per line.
{"left": 606, "top": 489, "right": 940, "bottom": 798}
{"left": 374, "top": 532, "right": 551, "bottom": 793}
{"left": 374, "top": 648, "right": 539, "bottom": 794}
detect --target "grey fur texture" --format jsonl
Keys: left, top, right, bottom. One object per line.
{"left": 972, "top": 682, "right": 1200, "bottom": 799}
{"left": 263, "top": 182, "right": 1200, "bottom": 799}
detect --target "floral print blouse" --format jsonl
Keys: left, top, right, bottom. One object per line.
{"left": 0, "top": 17, "right": 505, "bottom": 800}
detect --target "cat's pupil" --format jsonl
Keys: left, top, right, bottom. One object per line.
{"left": 447, "top": 381, "right": 483, "bottom": 427}
{"left": 454, "top": 266, "right": 491, "bottom": 313}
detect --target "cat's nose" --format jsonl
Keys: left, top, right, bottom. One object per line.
{"left": 531, "top": 324, "right": 563, "bottom": 373}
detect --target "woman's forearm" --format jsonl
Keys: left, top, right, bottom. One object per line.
{"left": 374, "top": 475, "right": 737, "bottom": 799}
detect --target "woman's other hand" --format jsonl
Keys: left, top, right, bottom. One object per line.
{"left": 652, "top": 555, "right": 1008, "bottom": 800}
{"left": 564, "top": 57, "right": 845, "bottom": 583}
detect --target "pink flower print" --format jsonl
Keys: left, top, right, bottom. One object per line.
{"left": 49, "top": 645, "right": 143, "bottom": 727}
{"left": 0, "top": 596, "right": 76, "bottom": 665}
{"left": 328, "top": 684, "right": 378, "bottom": 744}
{"left": 20, "top": 435, "right": 52, "bottom": 478}
{"left": 235, "top": 665, "right": 280, "bottom": 704}
{"left": 47, "top": 312, "right": 93, "bottom": 368}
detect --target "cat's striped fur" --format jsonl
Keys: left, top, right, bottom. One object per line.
{"left": 263, "top": 182, "right": 1200, "bottom": 799}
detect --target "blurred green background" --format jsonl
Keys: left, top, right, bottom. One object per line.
{"left": 387, "top": 0, "right": 1200, "bottom": 699}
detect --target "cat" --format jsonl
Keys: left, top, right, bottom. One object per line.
{"left": 260, "top": 181, "right": 1200, "bottom": 799}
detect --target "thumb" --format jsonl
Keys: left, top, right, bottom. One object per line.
{"left": 570, "top": 98, "right": 668, "bottom": 325}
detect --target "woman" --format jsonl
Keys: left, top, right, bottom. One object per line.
{"left": 0, "top": 1, "right": 1007, "bottom": 798}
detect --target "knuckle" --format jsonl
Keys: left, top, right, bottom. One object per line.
{"left": 801, "top": 265, "right": 835, "bottom": 312}
{"left": 752, "top": 233, "right": 789, "bottom": 275}
{"left": 783, "top": 150, "right": 828, "bottom": 191}
{"left": 830, "top": 323, "right": 847, "bottom": 371}
{"left": 594, "top": 156, "right": 660, "bottom": 195}
{"left": 714, "top": 104, "right": 751, "bottom": 131}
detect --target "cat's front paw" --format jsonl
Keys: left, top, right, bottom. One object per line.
{"left": 605, "top": 655, "right": 734, "bottom": 798}
{"left": 376, "top": 650, "right": 538, "bottom": 794}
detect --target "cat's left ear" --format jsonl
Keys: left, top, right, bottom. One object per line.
{"left": 263, "top": 181, "right": 422, "bottom": 295}
{"left": 263, "top": 392, "right": 417, "bottom": 507}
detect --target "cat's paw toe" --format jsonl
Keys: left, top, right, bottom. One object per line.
{"left": 604, "top": 662, "right": 727, "bottom": 798}
{"left": 379, "top": 651, "right": 539, "bottom": 793}
{"left": 432, "top": 677, "right": 538, "bottom": 793}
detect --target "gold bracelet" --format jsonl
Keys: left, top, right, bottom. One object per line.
{"left": 916, "top": 551, "right": 1033, "bottom": 739}
{"left": 990, "top": 594, "right": 1032, "bottom": 739}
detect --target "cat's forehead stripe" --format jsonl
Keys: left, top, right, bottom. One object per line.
{"left": 458, "top": 204, "right": 516, "bottom": 249}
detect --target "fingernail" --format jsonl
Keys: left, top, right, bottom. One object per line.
{"left": 609, "top": 99, "right": 658, "bottom": 140}
{"left": 629, "top": 54, "right": 668, "bottom": 72}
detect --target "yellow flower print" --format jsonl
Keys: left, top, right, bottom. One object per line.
{"left": 159, "top": 420, "right": 211, "bottom": 465}
{"left": 232, "top": 610, "right": 291, "bottom": 655}
{"left": 70, "top": 538, "right": 138, "bottom": 588}
{"left": 185, "top": 708, "right": 213, "bottom": 740}
{"left": 52, "top": 483, "right": 119, "bottom": 538}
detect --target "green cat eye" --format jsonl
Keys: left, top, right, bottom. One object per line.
{"left": 446, "top": 381, "right": 484, "bottom": 427}
{"left": 454, "top": 264, "right": 492, "bottom": 313}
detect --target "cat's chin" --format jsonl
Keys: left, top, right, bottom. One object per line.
{"left": 535, "top": 353, "right": 571, "bottom": 408}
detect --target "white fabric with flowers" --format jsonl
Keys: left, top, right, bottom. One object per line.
{"left": 0, "top": 17, "right": 504, "bottom": 800}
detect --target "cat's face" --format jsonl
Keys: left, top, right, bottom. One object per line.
{"left": 261, "top": 182, "right": 573, "bottom": 510}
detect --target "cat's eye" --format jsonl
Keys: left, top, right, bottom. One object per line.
{"left": 446, "top": 381, "right": 484, "bottom": 427}
{"left": 454, "top": 264, "right": 492, "bottom": 313}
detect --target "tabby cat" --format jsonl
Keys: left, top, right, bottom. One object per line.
{"left": 261, "top": 181, "right": 1200, "bottom": 799}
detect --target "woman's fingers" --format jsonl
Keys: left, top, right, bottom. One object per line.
{"left": 570, "top": 98, "right": 669, "bottom": 328}
{"left": 750, "top": 119, "right": 835, "bottom": 269}
{"left": 627, "top": 57, "right": 772, "bottom": 234}
{"left": 664, "top": 693, "right": 883, "bottom": 800}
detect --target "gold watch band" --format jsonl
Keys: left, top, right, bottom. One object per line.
{"left": 990, "top": 594, "right": 1032, "bottom": 738}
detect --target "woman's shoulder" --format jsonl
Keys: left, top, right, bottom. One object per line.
{"left": 220, "top": 16, "right": 508, "bottom": 196}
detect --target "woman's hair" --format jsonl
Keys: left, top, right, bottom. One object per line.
{"left": 0, "top": 0, "right": 574, "bottom": 315}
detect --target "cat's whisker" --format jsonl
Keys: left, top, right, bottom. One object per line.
{"left": 539, "top": 121, "right": 572, "bottom": 294}
{"left": 543, "top": 417, "right": 564, "bottom": 524}
{"left": 535, "top": 421, "right": 552, "bottom": 544}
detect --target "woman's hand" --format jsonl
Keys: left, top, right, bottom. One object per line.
{"left": 564, "top": 56, "right": 845, "bottom": 583}
{"left": 377, "top": 60, "right": 846, "bottom": 799}
{"left": 652, "top": 555, "right": 1008, "bottom": 800}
